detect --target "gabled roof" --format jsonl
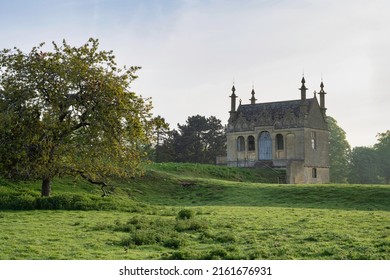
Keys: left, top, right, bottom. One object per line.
{"left": 233, "top": 98, "right": 316, "bottom": 128}
{"left": 239, "top": 98, "right": 312, "bottom": 118}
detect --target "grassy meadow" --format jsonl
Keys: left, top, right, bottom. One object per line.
{"left": 0, "top": 163, "right": 389, "bottom": 260}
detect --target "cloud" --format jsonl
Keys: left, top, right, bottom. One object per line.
{"left": 132, "top": 0, "right": 390, "bottom": 147}
{"left": 1, "top": 0, "right": 389, "bottom": 147}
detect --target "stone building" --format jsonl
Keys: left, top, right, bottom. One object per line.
{"left": 226, "top": 77, "right": 330, "bottom": 184}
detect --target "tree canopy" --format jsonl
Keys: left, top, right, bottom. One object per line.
{"left": 156, "top": 115, "right": 226, "bottom": 164}
{"left": 0, "top": 38, "right": 158, "bottom": 196}
{"left": 374, "top": 130, "right": 390, "bottom": 184}
{"left": 327, "top": 116, "right": 351, "bottom": 183}
{"left": 348, "top": 130, "right": 390, "bottom": 184}
{"left": 349, "top": 146, "right": 380, "bottom": 184}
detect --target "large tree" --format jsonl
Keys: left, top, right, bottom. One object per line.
{"left": 327, "top": 116, "right": 351, "bottom": 183}
{"left": 158, "top": 115, "right": 226, "bottom": 164}
{"left": 374, "top": 130, "right": 390, "bottom": 184}
{"left": 151, "top": 115, "right": 171, "bottom": 163}
{"left": 349, "top": 146, "right": 380, "bottom": 184}
{"left": 176, "top": 115, "right": 226, "bottom": 164}
{"left": 0, "top": 38, "right": 157, "bottom": 196}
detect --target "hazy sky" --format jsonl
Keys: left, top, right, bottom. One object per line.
{"left": 1, "top": 0, "right": 389, "bottom": 147}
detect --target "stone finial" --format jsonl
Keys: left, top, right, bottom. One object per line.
{"left": 318, "top": 80, "right": 327, "bottom": 117}
{"left": 299, "top": 76, "right": 308, "bottom": 101}
{"left": 250, "top": 88, "right": 257, "bottom": 105}
{"left": 229, "top": 84, "right": 238, "bottom": 115}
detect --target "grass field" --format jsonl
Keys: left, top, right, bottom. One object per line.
{"left": 0, "top": 163, "right": 389, "bottom": 260}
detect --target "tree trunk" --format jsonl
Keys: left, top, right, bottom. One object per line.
{"left": 41, "top": 177, "right": 52, "bottom": 197}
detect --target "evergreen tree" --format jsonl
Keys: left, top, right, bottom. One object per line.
{"left": 159, "top": 115, "right": 226, "bottom": 164}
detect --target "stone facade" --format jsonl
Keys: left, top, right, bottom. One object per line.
{"left": 226, "top": 78, "right": 330, "bottom": 184}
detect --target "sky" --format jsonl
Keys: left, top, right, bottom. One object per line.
{"left": 1, "top": 0, "right": 389, "bottom": 147}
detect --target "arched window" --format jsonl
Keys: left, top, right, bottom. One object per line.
{"left": 259, "top": 131, "right": 272, "bottom": 160}
{"left": 276, "top": 134, "right": 284, "bottom": 150}
{"left": 237, "top": 136, "right": 245, "bottom": 152}
{"left": 248, "top": 136, "right": 255, "bottom": 151}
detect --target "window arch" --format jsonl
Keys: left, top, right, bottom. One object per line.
{"left": 248, "top": 136, "right": 255, "bottom": 151}
{"left": 237, "top": 136, "right": 245, "bottom": 152}
{"left": 259, "top": 131, "right": 272, "bottom": 160}
{"left": 276, "top": 134, "right": 284, "bottom": 150}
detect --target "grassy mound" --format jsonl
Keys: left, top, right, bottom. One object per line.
{"left": 0, "top": 163, "right": 286, "bottom": 211}
{"left": 0, "top": 163, "right": 389, "bottom": 211}
{"left": 0, "top": 163, "right": 389, "bottom": 260}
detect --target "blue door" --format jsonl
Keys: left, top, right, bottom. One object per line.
{"left": 259, "top": 131, "right": 272, "bottom": 160}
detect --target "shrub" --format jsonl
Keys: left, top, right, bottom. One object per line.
{"left": 49, "top": 195, "right": 74, "bottom": 209}
{"left": 163, "top": 236, "right": 186, "bottom": 249}
{"left": 199, "top": 230, "right": 215, "bottom": 241}
{"left": 112, "top": 216, "right": 142, "bottom": 232}
{"left": 175, "top": 219, "right": 208, "bottom": 232}
{"left": 36, "top": 194, "right": 121, "bottom": 211}
{"left": 214, "top": 232, "right": 237, "bottom": 244}
{"left": 120, "top": 236, "right": 135, "bottom": 247}
{"left": 162, "top": 249, "right": 202, "bottom": 260}
{"left": 120, "top": 230, "right": 158, "bottom": 246}
{"left": 36, "top": 194, "right": 93, "bottom": 210}
{"left": 177, "top": 209, "right": 195, "bottom": 220}
{"left": 0, "top": 182, "right": 124, "bottom": 211}
{"left": 132, "top": 229, "right": 160, "bottom": 245}
{"left": 205, "top": 247, "right": 228, "bottom": 260}
{"left": 117, "top": 216, "right": 178, "bottom": 248}
{"left": 0, "top": 193, "right": 36, "bottom": 210}
{"left": 10, "top": 194, "right": 36, "bottom": 210}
